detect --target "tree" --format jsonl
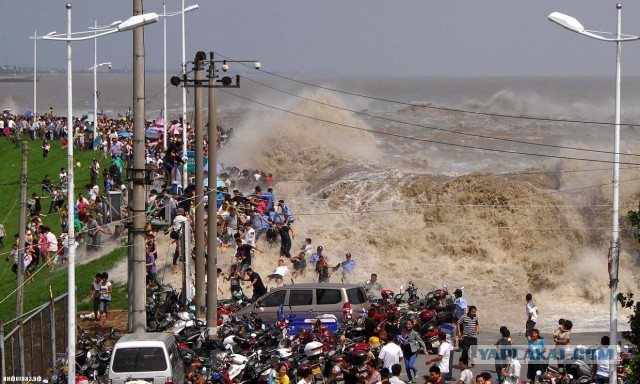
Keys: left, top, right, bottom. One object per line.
{"left": 617, "top": 292, "right": 639, "bottom": 381}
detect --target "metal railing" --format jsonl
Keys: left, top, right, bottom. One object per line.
{"left": 0, "top": 293, "right": 68, "bottom": 378}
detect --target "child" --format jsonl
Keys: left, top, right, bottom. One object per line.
{"left": 495, "top": 327, "right": 511, "bottom": 383}
{"left": 99, "top": 272, "right": 112, "bottom": 326}
{"left": 89, "top": 273, "right": 103, "bottom": 321}
{"left": 268, "top": 362, "right": 278, "bottom": 384}
{"left": 459, "top": 357, "right": 473, "bottom": 384}
{"left": 552, "top": 318, "right": 565, "bottom": 339}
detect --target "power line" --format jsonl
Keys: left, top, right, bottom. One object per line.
{"left": 219, "top": 54, "right": 640, "bottom": 129}
{"left": 219, "top": 88, "right": 640, "bottom": 167}
{"left": 242, "top": 76, "right": 640, "bottom": 159}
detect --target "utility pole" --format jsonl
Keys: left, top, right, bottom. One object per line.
{"left": 129, "top": 0, "right": 147, "bottom": 333}
{"left": 206, "top": 52, "right": 218, "bottom": 337}
{"left": 17, "top": 141, "right": 27, "bottom": 378}
{"left": 17, "top": 142, "right": 27, "bottom": 317}
{"left": 193, "top": 51, "right": 206, "bottom": 321}
{"left": 172, "top": 51, "right": 260, "bottom": 333}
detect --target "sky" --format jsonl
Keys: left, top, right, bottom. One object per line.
{"left": 3, "top": 1, "right": 640, "bottom": 77}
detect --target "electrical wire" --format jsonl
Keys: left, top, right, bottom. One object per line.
{"left": 219, "top": 53, "right": 640, "bottom": 129}
{"left": 219, "top": 88, "right": 640, "bottom": 167}
{"left": 242, "top": 76, "right": 640, "bottom": 159}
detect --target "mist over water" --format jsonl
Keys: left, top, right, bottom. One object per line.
{"left": 221, "top": 78, "right": 640, "bottom": 333}
{"left": 6, "top": 74, "right": 640, "bottom": 331}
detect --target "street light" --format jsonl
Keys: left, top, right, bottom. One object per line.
{"left": 35, "top": 4, "right": 157, "bottom": 382}
{"left": 549, "top": 5, "right": 639, "bottom": 381}
{"left": 89, "top": 17, "right": 116, "bottom": 149}
{"left": 159, "top": 2, "right": 199, "bottom": 149}
{"left": 33, "top": 29, "right": 37, "bottom": 123}
{"left": 181, "top": 0, "right": 198, "bottom": 190}
{"left": 90, "top": 51, "right": 112, "bottom": 148}
{"left": 88, "top": 62, "right": 112, "bottom": 71}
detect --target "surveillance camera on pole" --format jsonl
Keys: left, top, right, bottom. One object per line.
{"left": 170, "top": 51, "right": 261, "bottom": 338}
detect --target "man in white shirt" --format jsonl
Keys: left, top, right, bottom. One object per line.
{"left": 378, "top": 332, "right": 404, "bottom": 370}
{"left": 426, "top": 332, "right": 453, "bottom": 379}
{"left": 525, "top": 293, "right": 538, "bottom": 337}
{"left": 501, "top": 356, "right": 521, "bottom": 384}
{"left": 266, "top": 259, "right": 290, "bottom": 285}
{"left": 242, "top": 221, "right": 256, "bottom": 247}
{"left": 172, "top": 208, "right": 188, "bottom": 232}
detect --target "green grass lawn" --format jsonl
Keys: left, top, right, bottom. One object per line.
{"left": 0, "top": 138, "right": 129, "bottom": 321}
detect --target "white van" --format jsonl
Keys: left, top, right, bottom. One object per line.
{"left": 107, "top": 332, "right": 185, "bottom": 384}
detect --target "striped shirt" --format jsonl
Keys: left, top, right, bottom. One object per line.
{"left": 458, "top": 315, "right": 479, "bottom": 338}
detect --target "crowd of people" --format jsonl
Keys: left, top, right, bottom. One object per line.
{"left": 0, "top": 110, "right": 617, "bottom": 384}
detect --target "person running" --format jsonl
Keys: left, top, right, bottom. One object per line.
{"left": 400, "top": 319, "right": 426, "bottom": 384}
{"left": 243, "top": 268, "right": 268, "bottom": 300}
{"left": 224, "top": 264, "right": 243, "bottom": 297}
{"left": 235, "top": 238, "right": 264, "bottom": 274}
{"left": 276, "top": 221, "right": 294, "bottom": 258}
{"left": 332, "top": 252, "right": 356, "bottom": 282}
{"left": 316, "top": 255, "right": 330, "bottom": 283}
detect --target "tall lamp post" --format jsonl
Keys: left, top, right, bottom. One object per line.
{"left": 159, "top": 2, "right": 199, "bottom": 149}
{"left": 36, "top": 5, "right": 158, "bottom": 382}
{"left": 90, "top": 60, "right": 111, "bottom": 147}
{"left": 548, "top": 5, "right": 639, "bottom": 381}
{"left": 33, "top": 29, "right": 37, "bottom": 120}
{"left": 180, "top": 0, "right": 198, "bottom": 190}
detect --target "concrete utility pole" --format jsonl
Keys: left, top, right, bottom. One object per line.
{"left": 17, "top": 142, "right": 27, "bottom": 317}
{"left": 206, "top": 52, "right": 218, "bottom": 336}
{"left": 129, "top": 0, "right": 147, "bottom": 333}
{"left": 193, "top": 52, "right": 206, "bottom": 321}
{"left": 170, "top": 51, "right": 260, "bottom": 332}
{"left": 17, "top": 141, "right": 27, "bottom": 378}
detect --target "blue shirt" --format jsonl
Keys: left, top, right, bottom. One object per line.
{"left": 310, "top": 253, "right": 321, "bottom": 267}
{"left": 262, "top": 192, "right": 275, "bottom": 211}
{"left": 527, "top": 339, "right": 546, "bottom": 361}
{"left": 268, "top": 211, "right": 282, "bottom": 224}
{"left": 146, "top": 254, "right": 157, "bottom": 274}
{"left": 261, "top": 215, "right": 271, "bottom": 230}
{"left": 455, "top": 297, "right": 468, "bottom": 320}
{"left": 341, "top": 259, "right": 356, "bottom": 273}
{"left": 282, "top": 204, "right": 294, "bottom": 223}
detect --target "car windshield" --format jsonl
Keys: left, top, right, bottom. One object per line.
{"left": 112, "top": 347, "right": 168, "bottom": 372}
{"left": 347, "top": 287, "right": 367, "bottom": 304}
